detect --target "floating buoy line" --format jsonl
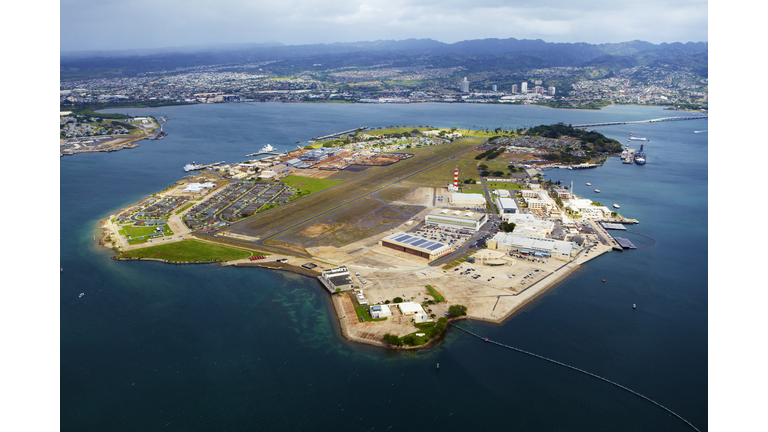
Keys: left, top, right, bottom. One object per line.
{"left": 449, "top": 323, "right": 700, "bottom": 432}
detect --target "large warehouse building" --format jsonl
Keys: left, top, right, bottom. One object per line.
{"left": 495, "top": 197, "right": 519, "bottom": 214}
{"left": 449, "top": 192, "right": 486, "bottom": 208}
{"left": 486, "top": 232, "right": 578, "bottom": 260}
{"left": 425, "top": 208, "right": 487, "bottom": 231}
{"left": 379, "top": 233, "right": 453, "bottom": 260}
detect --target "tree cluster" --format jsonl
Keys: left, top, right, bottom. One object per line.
{"left": 448, "top": 304, "right": 468, "bottom": 317}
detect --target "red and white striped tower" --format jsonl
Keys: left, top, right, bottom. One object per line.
{"left": 454, "top": 166, "right": 459, "bottom": 188}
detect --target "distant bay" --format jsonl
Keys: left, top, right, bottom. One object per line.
{"left": 61, "top": 103, "right": 707, "bottom": 431}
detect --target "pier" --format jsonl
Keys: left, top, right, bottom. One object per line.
{"left": 310, "top": 126, "right": 368, "bottom": 141}
{"left": 245, "top": 151, "right": 281, "bottom": 157}
{"left": 449, "top": 323, "right": 701, "bottom": 432}
{"left": 572, "top": 115, "right": 707, "bottom": 128}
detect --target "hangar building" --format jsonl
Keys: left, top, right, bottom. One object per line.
{"left": 379, "top": 233, "right": 453, "bottom": 260}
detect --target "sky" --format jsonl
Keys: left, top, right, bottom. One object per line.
{"left": 60, "top": 0, "right": 708, "bottom": 52}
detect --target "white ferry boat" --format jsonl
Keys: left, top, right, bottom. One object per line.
{"left": 628, "top": 132, "right": 648, "bottom": 142}
{"left": 184, "top": 162, "right": 204, "bottom": 172}
{"left": 595, "top": 189, "right": 600, "bottom": 193}
{"left": 613, "top": 204, "right": 620, "bottom": 209}
{"left": 586, "top": 182, "right": 592, "bottom": 186}
{"left": 257, "top": 144, "right": 275, "bottom": 154}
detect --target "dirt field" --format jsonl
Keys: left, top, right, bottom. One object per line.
{"left": 288, "top": 168, "right": 339, "bottom": 179}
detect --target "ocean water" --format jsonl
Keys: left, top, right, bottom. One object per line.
{"left": 61, "top": 103, "right": 707, "bottom": 431}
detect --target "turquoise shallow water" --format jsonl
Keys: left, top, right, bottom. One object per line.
{"left": 61, "top": 103, "right": 707, "bottom": 431}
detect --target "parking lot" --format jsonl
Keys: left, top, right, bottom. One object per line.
{"left": 409, "top": 224, "right": 476, "bottom": 250}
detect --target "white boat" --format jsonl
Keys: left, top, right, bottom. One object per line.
{"left": 256, "top": 144, "right": 275, "bottom": 154}
{"left": 79, "top": 293, "right": 84, "bottom": 298}
{"left": 184, "top": 162, "right": 204, "bottom": 172}
{"left": 628, "top": 132, "right": 648, "bottom": 142}
{"left": 586, "top": 182, "right": 592, "bottom": 186}
{"left": 613, "top": 204, "right": 620, "bottom": 209}
{"left": 595, "top": 189, "right": 600, "bottom": 193}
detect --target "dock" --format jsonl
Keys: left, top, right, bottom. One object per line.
{"left": 310, "top": 126, "right": 368, "bottom": 141}
{"left": 204, "top": 161, "right": 225, "bottom": 169}
{"left": 622, "top": 148, "right": 636, "bottom": 164}
{"left": 600, "top": 222, "right": 627, "bottom": 230}
{"left": 613, "top": 237, "right": 637, "bottom": 249}
{"left": 245, "top": 151, "right": 281, "bottom": 157}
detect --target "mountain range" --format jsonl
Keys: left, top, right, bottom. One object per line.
{"left": 60, "top": 37, "right": 708, "bottom": 80}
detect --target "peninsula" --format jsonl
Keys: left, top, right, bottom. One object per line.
{"left": 103, "top": 124, "right": 638, "bottom": 349}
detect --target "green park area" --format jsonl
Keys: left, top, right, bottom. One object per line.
{"left": 117, "top": 239, "right": 255, "bottom": 262}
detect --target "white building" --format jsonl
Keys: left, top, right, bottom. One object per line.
{"left": 521, "top": 82, "right": 528, "bottom": 93}
{"left": 495, "top": 197, "right": 519, "bottom": 214}
{"left": 258, "top": 170, "right": 278, "bottom": 179}
{"left": 553, "top": 187, "right": 572, "bottom": 200}
{"left": 487, "top": 232, "right": 578, "bottom": 260}
{"left": 450, "top": 192, "right": 486, "bottom": 208}
{"left": 370, "top": 304, "right": 392, "bottom": 319}
{"left": 321, "top": 266, "right": 354, "bottom": 290}
{"left": 460, "top": 77, "right": 470, "bottom": 92}
{"left": 521, "top": 189, "right": 555, "bottom": 211}
{"left": 565, "top": 197, "right": 613, "bottom": 218}
{"left": 183, "top": 182, "right": 216, "bottom": 193}
{"left": 499, "top": 213, "right": 555, "bottom": 238}
{"left": 397, "top": 302, "right": 431, "bottom": 323}
{"left": 425, "top": 208, "right": 488, "bottom": 231}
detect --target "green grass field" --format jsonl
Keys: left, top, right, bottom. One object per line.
{"left": 483, "top": 182, "right": 523, "bottom": 190}
{"left": 117, "top": 240, "right": 254, "bottom": 262}
{"left": 354, "top": 305, "right": 387, "bottom": 322}
{"left": 425, "top": 285, "right": 445, "bottom": 303}
{"left": 281, "top": 175, "right": 343, "bottom": 194}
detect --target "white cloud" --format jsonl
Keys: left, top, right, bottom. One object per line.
{"left": 60, "top": 0, "right": 707, "bottom": 51}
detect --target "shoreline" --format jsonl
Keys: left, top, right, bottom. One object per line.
{"left": 106, "top": 242, "right": 602, "bottom": 350}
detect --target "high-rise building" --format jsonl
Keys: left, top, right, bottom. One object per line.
{"left": 521, "top": 82, "right": 528, "bottom": 93}
{"left": 460, "top": 77, "right": 470, "bottom": 92}
{"left": 511, "top": 84, "right": 518, "bottom": 93}
{"left": 548, "top": 86, "right": 556, "bottom": 96}
{"left": 492, "top": 85, "right": 497, "bottom": 92}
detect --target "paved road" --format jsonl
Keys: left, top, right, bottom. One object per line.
{"left": 478, "top": 168, "right": 498, "bottom": 216}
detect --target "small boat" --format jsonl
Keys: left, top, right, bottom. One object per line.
{"left": 595, "top": 189, "right": 600, "bottom": 193}
{"left": 632, "top": 304, "right": 636, "bottom": 309}
{"left": 613, "top": 204, "right": 620, "bottom": 209}
{"left": 586, "top": 182, "right": 591, "bottom": 186}
{"left": 79, "top": 293, "right": 85, "bottom": 298}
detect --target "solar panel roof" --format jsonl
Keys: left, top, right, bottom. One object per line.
{"left": 384, "top": 233, "right": 448, "bottom": 252}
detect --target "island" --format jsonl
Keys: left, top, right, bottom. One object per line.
{"left": 101, "top": 124, "right": 638, "bottom": 349}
